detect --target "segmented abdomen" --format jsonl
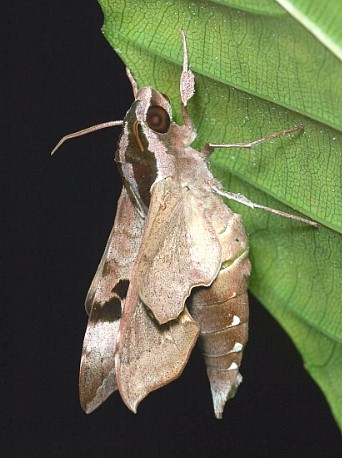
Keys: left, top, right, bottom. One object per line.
{"left": 189, "top": 213, "right": 251, "bottom": 419}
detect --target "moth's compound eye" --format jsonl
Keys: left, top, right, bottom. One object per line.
{"left": 146, "top": 105, "right": 170, "bottom": 133}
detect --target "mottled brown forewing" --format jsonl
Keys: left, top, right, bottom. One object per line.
{"left": 136, "top": 179, "right": 222, "bottom": 324}
{"left": 79, "top": 188, "right": 145, "bottom": 413}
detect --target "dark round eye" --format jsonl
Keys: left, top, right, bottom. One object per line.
{"left": 146, "top": 105, "right": 170, "bottom": 133}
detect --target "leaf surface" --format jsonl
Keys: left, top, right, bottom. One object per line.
{"left": 276, "top": 0, "right": 342, "bottom": 61}
{"left": 98, "top": 0, "right": 342, "bottom": 430}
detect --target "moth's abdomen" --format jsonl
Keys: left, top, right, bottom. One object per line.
{"left": 189, "top": 213, "right": 251, "bottom": 419}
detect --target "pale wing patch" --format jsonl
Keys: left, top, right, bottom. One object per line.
{"left": 79, "top": 304, "right": 120, "bottom": 413}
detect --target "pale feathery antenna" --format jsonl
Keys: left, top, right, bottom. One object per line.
{"left": 180, "top": 29, "right": 195, "bottom": 107}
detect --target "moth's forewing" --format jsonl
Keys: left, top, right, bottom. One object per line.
{"left": 136, "top": 178, "right": 222, "bottom": 325}
{"left": 114, "top": 181, "right": 200, "bottom": 411}
{"left": 79, "top": 188, "right": 145, "bottom": 413}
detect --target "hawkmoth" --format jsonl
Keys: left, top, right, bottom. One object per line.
{"left": 52, "top": 31, "right": 317, "bottom": 419}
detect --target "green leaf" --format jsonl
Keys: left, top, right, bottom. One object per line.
{"left": 213, "top": 0, "right": 285, "bottom": 16}
{"left": 276, "top": 0, "right": 342, "bottom": 61}
{"left": 98, "top": 0, "right": 342, "bottom": 429}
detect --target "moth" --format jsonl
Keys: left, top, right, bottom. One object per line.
{"left": 52, "top": 31, "right": 317, "bottom": 419}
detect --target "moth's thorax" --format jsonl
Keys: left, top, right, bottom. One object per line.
{"left": 115, "top": 86, "right": 197, "bottom": 215}
{"left": 170, "top": 143, "right": 216, "bottom": 192}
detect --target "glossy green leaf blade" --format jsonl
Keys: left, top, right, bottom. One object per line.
{"left": 100, "top": 0, "right": 342, "bottom": 130}
{"left": 98, "top": 0, "right": 342, "bottom": 430}
{"left": 213, "top": 0, "right": 285, "bottom": 16}
{"left": 276, "top": 0, "right": 342, "bottom": 61}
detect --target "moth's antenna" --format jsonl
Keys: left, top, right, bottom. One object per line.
{"left": 51, "top": 120, "right": 124, "bottom": 156}
{"left": 180, "top": 29, "right": 195, "bottom": 107}
{"left": 126, "top": 68, "right": 139, "bottom": 98}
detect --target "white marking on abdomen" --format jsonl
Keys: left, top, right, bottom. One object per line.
{"left": 229, "top": 315, "right": 240, "bottom": 327}
{"left": 228, "top": 342, "right": 243, "bottom": 353}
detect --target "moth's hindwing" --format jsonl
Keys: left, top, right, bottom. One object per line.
{"left": 79, "top": 188, "right": 145, "bottom": 413}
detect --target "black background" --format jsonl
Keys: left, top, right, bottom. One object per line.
{"left": 5, "top": 1, "right": 341, "bottom": 457}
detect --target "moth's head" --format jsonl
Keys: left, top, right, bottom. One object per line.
{"left": 134, "top": 87, "right": 173, "bottom": 130}
{"left": 116, "top": 86, "right": 177, "bottom": 161}
{"left": 120, "top": 86, "right": 193, "bottom": 155}
{"left": 116, "top": 87, "right": 179, "bottom": 214}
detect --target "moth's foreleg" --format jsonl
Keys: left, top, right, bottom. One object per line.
{"left": 201, "top": 124, "right": 318, "bottom": 227}
{"left": 212, "top": 187, "right": 318, "bottom": 227}
{"left": 200, "top": 125, "right": 304, "bottom": 158}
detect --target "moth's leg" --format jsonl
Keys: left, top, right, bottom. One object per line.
{"left": 212, "top": 186, "right": 318, "bottom": 227}
{"left": 180, "top": 30, "right": 195, "bottom": 130}
{"left": 51, "top": 120, "right": 124, "bottom": 156}
{"left": 203, "top": 125, "right": 316, "bottom": 226}
{"left": 201, "top": 125, "right": 304, "bottom": 158}
{"left": 126, "top": 68, "right": 139, "bottom": 98}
